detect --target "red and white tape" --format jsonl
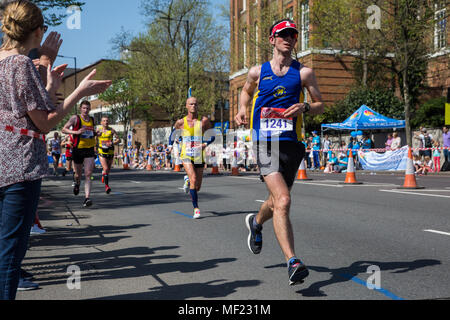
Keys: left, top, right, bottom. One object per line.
{"left": 1, "top": 125, "right": 46, "bottom": 142}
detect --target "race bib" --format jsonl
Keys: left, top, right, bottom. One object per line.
{"left": 183, "top": 136, "right": 202, "bottom": 157}
{"left": 101, "top": 140, "right": 112, "bottom": 148}
{"left": 260, "top": 107, "right": 293, "bottom": 133}
{"left": 81, "top": 126, "right": 94, "bottom": 139}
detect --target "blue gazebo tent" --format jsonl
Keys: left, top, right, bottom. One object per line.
{"left": 321, "top": 105, "right": 405, "bottom": 131}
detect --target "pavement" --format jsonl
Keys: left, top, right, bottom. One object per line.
{"left": 17, "top": 166, "right": 450, "bottom": 302}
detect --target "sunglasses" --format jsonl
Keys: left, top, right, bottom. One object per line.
{"left": 275, "top": 29, "right": 298, "bottom": 40}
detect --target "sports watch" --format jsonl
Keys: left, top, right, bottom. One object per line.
{"left": 303, "top": 102, "right": 311, "bottom": 113}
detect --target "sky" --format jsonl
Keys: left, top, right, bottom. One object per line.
{"left": 51, "top": 0, "right": 228, "bottom": 70}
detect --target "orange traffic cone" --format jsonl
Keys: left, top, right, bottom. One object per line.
{"left": 398, "top": 147, "right": 424, "bottom": 189}
{"left": 340, "top": 150, "right": 362, "bottom": 185}
{"left": 211, "top": 164, "right": 219, "bottom": 175}
{"left": 297, "top": 158, "right": 312, "bottom": 180}
{"left": 231, "top": 153, "right": 240, "bottom": 176}
{"left": 123, "top": 153, "right": 130, "bottom": 170}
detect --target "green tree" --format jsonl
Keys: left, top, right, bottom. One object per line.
{"left": 311, "top": 0, "right": 438, "bottom": 146}
{"left": 0, "top": 0, "right": 85, "bottom": 26}
{"left": 118, "top": 0, "right": 228, "bottom": 128}
{"left": 411, "top": 97, "right": 446, "bottom": 129}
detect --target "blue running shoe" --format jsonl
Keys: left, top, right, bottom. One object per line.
{"left": 245, "top": 214, "right": 262, "bottom": 254}
{"left": 288, "top": 258, "right": 309, "bottom": 286}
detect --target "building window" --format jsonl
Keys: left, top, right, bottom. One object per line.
{"left": 285, "top": 7, "right": 293, "bottom": 20}
{"left": 434, "top": 1, "right": 447, "bottom": 50}
{"left": 301, "top": 1, "right": 310, "bottom": 51}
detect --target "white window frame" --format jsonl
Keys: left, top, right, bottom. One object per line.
{"left": 301, "top": 1, "right": 310, "bottom": 51}
{"left": 434, "top": 2, "right": 447, "bottom": 50}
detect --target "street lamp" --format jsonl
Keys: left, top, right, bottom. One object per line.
{"left": 57, "top": 54, "right": 77, "bottom": 91}
{"left": 159, "top": 16, "right": 190, "bottom": 98}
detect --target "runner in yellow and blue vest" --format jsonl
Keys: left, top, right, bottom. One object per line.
{"left": 96, "top": 116, "right": 120, "bottom": 194}
{"left": 62, "top": 100, "right": 97, "bottom": 208}
{"left": 235, "top": 19, "right": 324, "bottom": 286}
{"left": 170, "top": 97, "right": 213, "bottom": 219}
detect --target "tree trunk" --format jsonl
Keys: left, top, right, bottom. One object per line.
{"left": 362, "top": 49, "right": 368, "bottom": 87}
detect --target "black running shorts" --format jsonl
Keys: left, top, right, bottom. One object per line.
{"left": 72, "top": 147, "right": 95, "bottom": 165}
{"left": 255, "top": 140, "right": 305, "bottom": 188}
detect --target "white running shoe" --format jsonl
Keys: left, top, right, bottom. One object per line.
{"left": 193, "top": 208, "right": 201, "bottom": 219}
{"left": 30, "top": 224, "right": 46, "bottom": 235}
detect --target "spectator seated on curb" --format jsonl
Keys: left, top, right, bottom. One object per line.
{"left": 336, "top": 153, "right": 348, "bottom": 173}
{"left": 416, "top": 156, "right": 433, "bottom": 175}
{"left": 413, "top": 154, "right": 422, "bottom": 173}
{"left": 324, "top": 152, "right": 338, "bottom": 173}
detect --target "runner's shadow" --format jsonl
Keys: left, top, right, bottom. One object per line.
{"left": 206, "top": 210, "right": 258, "bottom": 218}
{"left": 295, "top": 259, "right": 441, "bottom": 297}
{"left": 93, "top": 279, "right": 261, "bottom": 300}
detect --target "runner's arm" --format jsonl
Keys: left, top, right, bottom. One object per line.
{"left": 283, "top": 67, "right": 324, "bottom": 117}
{"left": 62, "top": 115, "right": 82, "bottom": 135}
{"left": 235, "top": 66, "right": 260, "bottom": 126}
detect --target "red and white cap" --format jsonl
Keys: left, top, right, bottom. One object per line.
{"left": 271, "top": 20, "right": 299, "bottom": 37}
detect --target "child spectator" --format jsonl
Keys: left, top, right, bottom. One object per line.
{"left": 432, "top": 141, "right": 441, "bottom": 173}
{"left": 417, "top": 156, "right": 433, "bottom": 175}
{"left": 413, "top": 154, "right": 422, "bottom": 173}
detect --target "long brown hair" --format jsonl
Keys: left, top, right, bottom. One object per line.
{"left": 0, "top": 0, "right": 44, "bottom": 50}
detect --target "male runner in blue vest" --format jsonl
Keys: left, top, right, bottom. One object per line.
{"left": 235, "top": 19, "right": 324, "bottom": 286}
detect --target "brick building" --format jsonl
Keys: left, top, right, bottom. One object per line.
{"left": 229, "top": 0, "right": 449, "bottom": 129}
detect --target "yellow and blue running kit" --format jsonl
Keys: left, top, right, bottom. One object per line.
{"left": 251, "top": 60, "right": 306, "bottom": 187}
{"left": 97, "top": 129, "right": 115, "bottom": 159}
{"left": 180, "top": 116, "right": 205, "bottom": 168}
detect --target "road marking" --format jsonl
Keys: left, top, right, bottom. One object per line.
{"left": 340, "top": 274, "right": 403, "bottom": 300}
{"left": 130, "top": 181, "right": 142, "bottom": 184}
{"left": 295, "top": 181, "right": 343, "bottom": 188}
{"left": 172, "top": 211, "right": 193, "bottom": 219}
{"left": 255, "top": 200, "right": 265, "bottom": 203}
{"left": 229, "top": 176, "right": 259, "bottom": 181}
{"left": 379, "top": 189, "right": 450, "bottom": 199}
{"left": 424, "top": 229, "right": 450, "bottom": 237}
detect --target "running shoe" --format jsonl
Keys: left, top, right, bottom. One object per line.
{"left": 193, "top": 208, "right": 201, "bottom": 219}
{"left": 288, "top": 258, "right": 309, "bottom": 286}
{"left": 105, "top": 185, "right": 111, "bottom": 194}
{"left": 83, "top": 198, "right": 93, "bottom": 207}
{"left": 73, "top": 183, "right": 80, "bottom": 196}
{"left": 30, "top": 224, "right": 46, "bottom": 235}
{"left": 245, "top": 214, "right": 262, "bottom": 254}
{"left": 17, "top": 278, "right": 39, "bottom": 291}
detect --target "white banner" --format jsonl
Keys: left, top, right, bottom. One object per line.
{"left": 358, "top": 146, "right": 408, "bottom": 171}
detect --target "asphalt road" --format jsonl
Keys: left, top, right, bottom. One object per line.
{"left": 18, "top": 168, "right": 450, "bottom": 301}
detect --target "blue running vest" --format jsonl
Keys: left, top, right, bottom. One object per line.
{"left": 250, "top": 60, "right": 304, "bottom": 142}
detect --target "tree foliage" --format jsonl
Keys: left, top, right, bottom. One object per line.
{"left": 311, "top": 0, "right": 438, "bottom": 146}
{"left": 411, "top": 96, "right": 446, "bottom": 129}
{"left": 116, "top": 0, "right": 229, "bottom": 127}
{"left": 0, "top": 0, "right": 85, "bottom": 26}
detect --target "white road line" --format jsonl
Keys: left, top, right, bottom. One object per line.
{"left": 380, "top": 189, "right": 450, "bottom": 199}
{"left": 424, "top": 229, "right": 450, "bottom": 237}
{"left": 228, "top": 176, "right": 259, "bottom": 180}
{"left": 295, "top": 181, "right": 343, "bottom": 188}
{"left": 255, "top": 200, "right": 265, "bottom": 203}
{"left": 130, "top": 181, "right": 142, "bottom": 184}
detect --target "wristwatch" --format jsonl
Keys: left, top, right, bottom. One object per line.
{"left": 303, "top": 102, "right": 311, "bottom": 113}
